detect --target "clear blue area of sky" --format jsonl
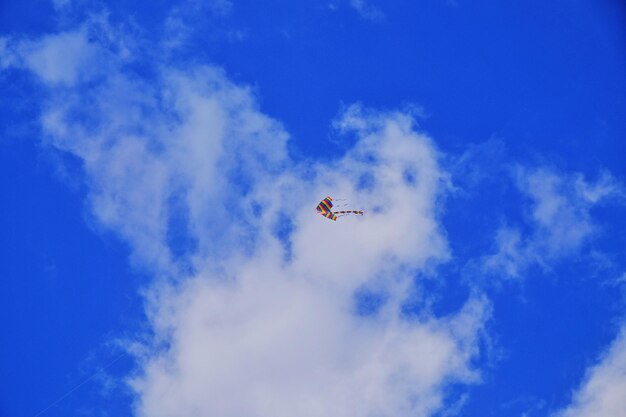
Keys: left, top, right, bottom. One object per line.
{"left": 1, "top": 1, "right": 625, "bottom": 416}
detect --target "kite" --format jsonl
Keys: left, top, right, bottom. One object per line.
{"left": 316, "top": 196, "right": 364, "bottom": 221}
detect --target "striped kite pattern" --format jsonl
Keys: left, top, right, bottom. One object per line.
{"left": 315, "top": 196, "right": 364, "bottom": 221}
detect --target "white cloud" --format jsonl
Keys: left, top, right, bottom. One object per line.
{"left": 482, "top": 227, "right": 527, "bottom": 279}
{"left": 483, "top": 167, "right": 622, "bottom": 279}
{"left": 574, "top": 171, "right": 623, "bottom": 204}
{"left": 0, "top": 37, "right": 14, "bottom": 69}
{"left": 1, "top": 15, "right": 137, "bottom": 87}
{"left": 349, "top": 0, "right": 384, "bottom": 21}
{"left": 554, "top": 326, "right": 626, "bottom": 417}
{"left": 51, "top": 0, "right": 72, "bottom": 11}
{"left": 133, "top": 275, "right": 487, "bottom": 417}
{"left": 19, "top": 28, "right": 99, "bottom": 86}
{"left": 520, "top": 168, "right": 598, "bottom": 255}
{"left": 12, "top": 14, "right": 490, "bottom": 417}
{"left": 40, "top": 64, "right": 290, "bottom": 274}
{"left": 162, "top": 0, "right": 235, "bottom": 51}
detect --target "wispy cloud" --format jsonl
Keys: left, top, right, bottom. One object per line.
{"left": 482, "top": 167, "right": 623, "bottom": 279}
{"left": 554, "top": 326, "right": 626, "bottom": 417}
{"left": 349, "top": 0, "right": 384, "bottom": 21}
{"left": 1, "top": 14, "right": 137, "bottom": 87}
{"left": 163, "top": 0, "right": 237, "bottom": 51}
{"left": 51, "top": 0, "right": 72, "bottom": 11}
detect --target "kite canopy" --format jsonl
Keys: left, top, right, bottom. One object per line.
{"left": 315, "top": 196, "right": 364, "bottom": 221}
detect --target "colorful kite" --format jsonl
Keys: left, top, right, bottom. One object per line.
{"left": 315, "top": 196, "right": 364, "bottom": 221}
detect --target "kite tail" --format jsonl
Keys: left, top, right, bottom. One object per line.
{"left": 333, "top": 210, "right": 364, "bottom": 216}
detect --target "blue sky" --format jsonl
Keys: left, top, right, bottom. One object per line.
{"left": 1, "top": 1, "right": 626, "bottom": 417}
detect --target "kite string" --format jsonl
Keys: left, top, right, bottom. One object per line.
{"left": 33, "top": 351, "right": 127, "bottom": 417}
